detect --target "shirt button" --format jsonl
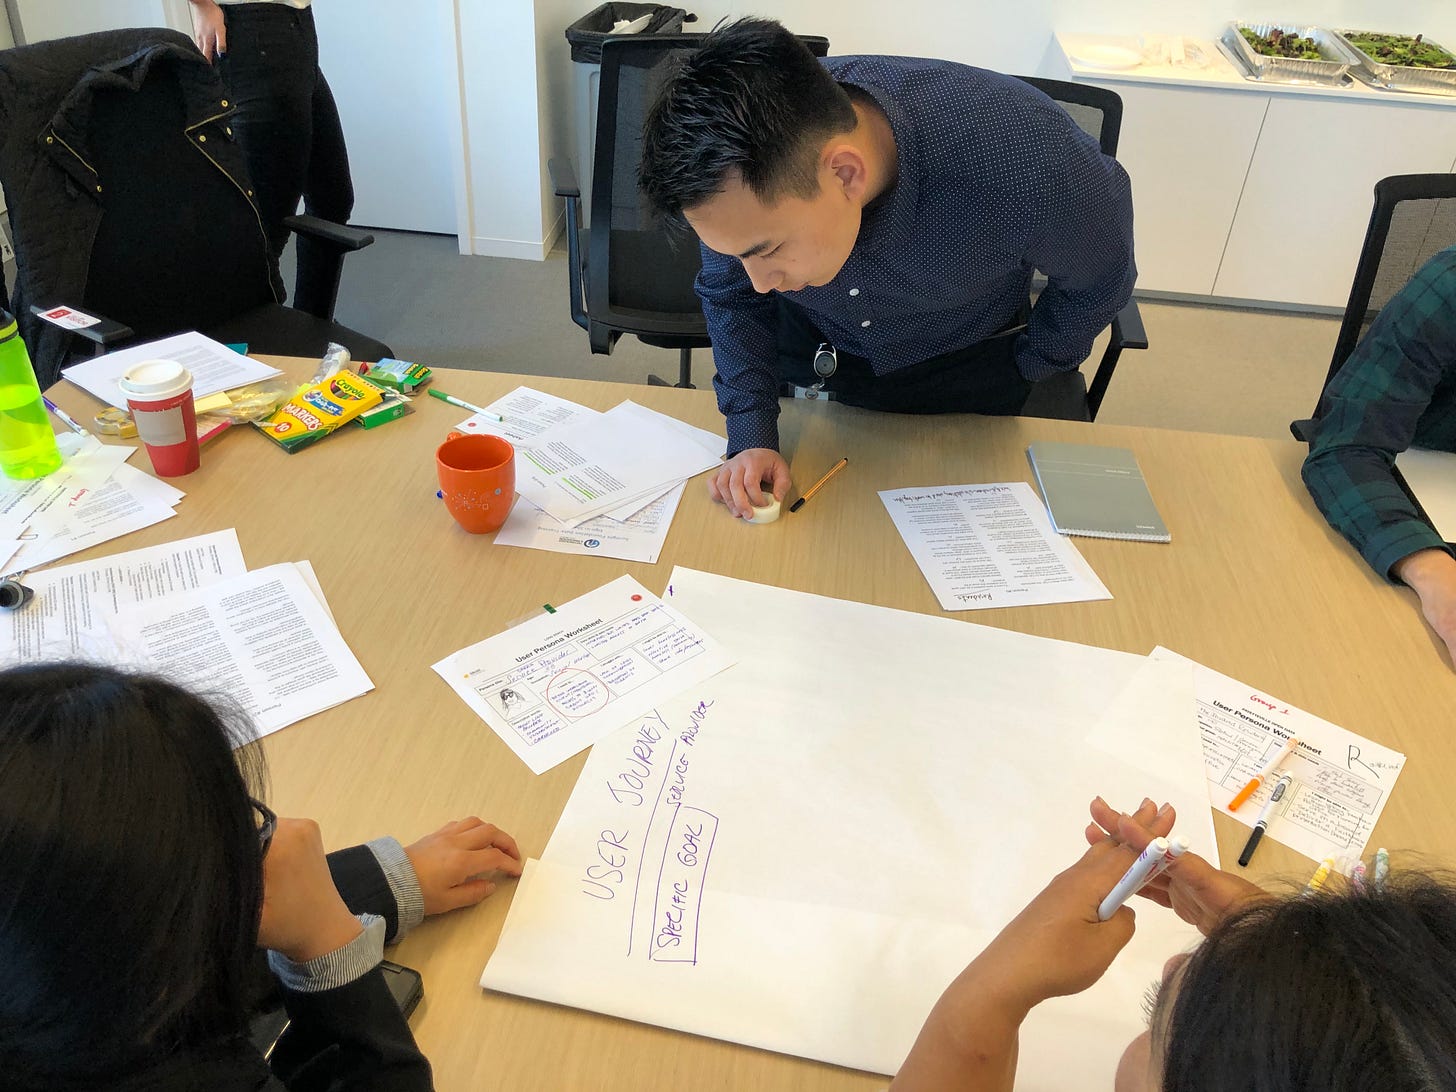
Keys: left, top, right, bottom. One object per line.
{"left": 861, "top": 320, "right": 871, "bottom": 328}
{"left": 849, "top": 288, "right": 860, "bottom": 296}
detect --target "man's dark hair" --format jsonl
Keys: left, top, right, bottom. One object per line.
{"left": 1157, "top": 871, "right": 1456, "bottom": 1091}
{"left": 0, "top": 663, "right": 267, "bottom": 1086}
{"left": 639, "top": 18, "right": 856, "bottom": 218}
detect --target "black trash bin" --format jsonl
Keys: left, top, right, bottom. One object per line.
{"left": 565, "top": 2, "right": 694, "bottom": 62}
{"left": 568, "top": 3, "right": 696, "bottom": 224}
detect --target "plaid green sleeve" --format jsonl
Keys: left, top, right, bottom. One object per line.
{"left": 1301, "top": 246, "right": 1456, "bottom": 582}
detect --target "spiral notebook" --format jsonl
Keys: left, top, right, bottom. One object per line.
{"left": 1027, "top": 442, "right": 1170, "bottom": 543}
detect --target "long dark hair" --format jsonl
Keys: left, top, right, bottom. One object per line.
{"left": 1160, "top": 872, "right": 1456, "bottom": 1090}
{"left": 638, "top": 17, "right": 857, "bottom": 218}
{"left": 0, "top": 663, "right": 267, "bottom": 1084}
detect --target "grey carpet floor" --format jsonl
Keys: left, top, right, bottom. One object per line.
{"left": 293, "top": 229, "right": 1337, "bottom": 442}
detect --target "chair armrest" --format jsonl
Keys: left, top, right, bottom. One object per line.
{"left": 549, "top": 158, "right": 589, "bottom": 332}
{"left": 549, "top": 157, "right": 580, "bottom": 199}
{"left": 1109, "top": 296, "right": 1147, "bottom": 350}
{"left": 283, "top": 214, "right": 375, "bottom": 252}
{"left": 31, "top": 304, "right": 134, "bottom": 351}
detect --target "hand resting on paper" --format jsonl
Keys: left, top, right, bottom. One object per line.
{"left": 1085, "top": 795, "right": 1270, "bottom": 936}
{"left": 405, "top": 816, "right": 524, "bottom": 914}
{"left": 708, "top": 448, "right": 790, "bottom": 519}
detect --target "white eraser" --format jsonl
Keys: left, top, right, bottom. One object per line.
{"left": 747, "top": 497, "right": 781, "bottom": 524}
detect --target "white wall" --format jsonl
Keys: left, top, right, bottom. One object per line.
{"left": 9, "top": 0, "right": 173, "bottom": 43}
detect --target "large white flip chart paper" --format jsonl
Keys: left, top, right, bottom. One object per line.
{"left": 483, "top": 569, "right": 1212, "bottom": 1084}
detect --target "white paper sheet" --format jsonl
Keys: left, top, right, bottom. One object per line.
{"left": 1154, "top": 647, "right": 1406, "bottom": 869}
{"left": 482, "top": 569, "right": 1209, "bottom": 1083}
{"left": 1396, "top": 446, "right": 1456, "bottom": 541}
{"left": 0, "top": 541, "right": 19, "bottom": 572}
{"left": 10, "top": 464, "right": 179, "bottom": 571}
{"left": 61, "top": 331, "right": 283, "bottom": 410}
{"left": 1, "top": 529, "right": 246, "bottom": 662}
{"left": 878, "top": 481, "right": 1112, "bottom": 610}
{"left": 515, "top": 403, "right": 720, "bottom": 524}
{"left": 433, "top": 575, "right": 735, "bottom": 774}
{"left": 104, "top": 563, "right": 373, "bottom": 738}
{"left": 455, "top": 385, "right": 602, "bottom": 444}
{"left": 495, "top": 482, "right": 686, "bottom": 564}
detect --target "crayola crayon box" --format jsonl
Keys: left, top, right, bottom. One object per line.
{"left": 257, "top": 371, "right": 383, "bottom": 453}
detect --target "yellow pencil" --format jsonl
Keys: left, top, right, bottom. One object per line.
{"left": 789, "top": 457, "right": 848, "bottom": 513}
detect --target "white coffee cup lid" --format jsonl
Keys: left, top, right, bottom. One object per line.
{"left": 118, "top": 359, "right": 193, "bottom": 400}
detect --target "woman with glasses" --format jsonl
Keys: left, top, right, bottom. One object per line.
{"left": 0, "top": 662, "right": 522, "bottom": 1091}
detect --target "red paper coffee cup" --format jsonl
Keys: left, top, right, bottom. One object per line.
{"left": 117, "top": 360, "right": 200, "bottom": 477}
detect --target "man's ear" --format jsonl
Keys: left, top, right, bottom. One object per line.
{"left": 824, "top": 143, "right": 870, "bottom": 204}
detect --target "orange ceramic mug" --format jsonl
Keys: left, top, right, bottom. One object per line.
{"left": 436, "top": 430, "right": 515, "bottom": 534}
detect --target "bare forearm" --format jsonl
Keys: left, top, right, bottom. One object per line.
{"left": 892, "top": 960, "right": 1030, "bottom": 1092}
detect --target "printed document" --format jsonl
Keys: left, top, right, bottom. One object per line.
{"left": 879, "top": 481, "right": 1112, "bottom": 610}
{"left": 433, "top": 575, "right": 734, "bottom": 774}
{"left": 481, "top": 569, "right": 1209, "bottom": 1083}
{"left": 495, "top": 482, "right": 686, "bottom": 565}
{"left": 1155, "top": 647, "right": 1405, "bottom": 867}
{"left": 105, "top": 563, "right": 373, "bottom": 738}
{"left": 2, "top": 529, "right": 245, "bottom": 662}
{"left": 515, "top": 403, "right": 720, "bottom": 524}
{"left": 10, "top": 464, "right": 181, "bottom": 571}
{"left": 62, "top": 331, "right": 283, "bottom": 409}
{"left": 454, "top": 385, "right": 602, "bottom": 444}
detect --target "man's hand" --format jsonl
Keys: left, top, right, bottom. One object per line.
{"left": 404, "top": 816, "right": 523, "bottom": 915}
{"left": 708, "top": 448, "right": 790, "bottom": 519}
{"left": 1085, "top": 796, "right": 1269, "bottom": 936}
{"left": 1393, "top": 548, "right": 1456, "bottom": 670}
{"left": 257, "top": 818, "right": 363, "bottom": 963}
{"left": 188, "top": 0, "right": 227, "bottom": 63}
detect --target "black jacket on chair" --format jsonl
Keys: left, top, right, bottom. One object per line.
{"left": 0, "top": 28, "right": 285, "bottom": 386}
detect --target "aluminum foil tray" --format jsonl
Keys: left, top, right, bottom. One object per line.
{"left": 1335, "top": 30, "right": 1456, "bottom": 96}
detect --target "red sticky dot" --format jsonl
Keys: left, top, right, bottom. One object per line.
{"left": 631, "top": 594, "right": 642, "bottom": 601}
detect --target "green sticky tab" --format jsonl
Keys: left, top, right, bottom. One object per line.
{"left": 226, "top": 343, "right": 249, "bottom": 355}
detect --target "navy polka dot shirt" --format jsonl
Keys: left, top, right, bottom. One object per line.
{"left": 697, "top": 56, "right": 1137, "bottom": 455}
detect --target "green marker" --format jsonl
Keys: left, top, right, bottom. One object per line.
{"left": 427, "top": 387, "right": 502, "bottom": 421}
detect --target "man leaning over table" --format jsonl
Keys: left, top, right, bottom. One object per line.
{"left": 637, "top": 18, "right": 1136, "bottom": 520}
{"left": 1299, "top": 244, "right": 1456, "bottom": 670}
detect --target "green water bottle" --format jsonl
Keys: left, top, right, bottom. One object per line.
{"left": 0, "top": 310, "right": 62, "bottom": 480}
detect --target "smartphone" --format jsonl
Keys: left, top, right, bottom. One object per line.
{"left": 250, "top": 958, "right": 424, "bottom": 1060}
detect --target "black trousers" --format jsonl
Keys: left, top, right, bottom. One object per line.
{"left": 218, "top": 4, "right": 353, "bottom": 315}
{"left": 775, "top": 299, "right": 1089, "bottom": 421}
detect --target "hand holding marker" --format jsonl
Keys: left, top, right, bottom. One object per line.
{"left": 1097, "top": 834, "right": 1190, "bottom": 921}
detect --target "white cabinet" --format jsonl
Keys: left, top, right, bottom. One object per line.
{"left": 1056, "top": 35, "right": 1456, "bottom": 308}
{"left": 1214, "top": 96, "right": 1456, "bottom": 306}
{"left": 1114, "top": 83, "right": 1265, "bottom": 295}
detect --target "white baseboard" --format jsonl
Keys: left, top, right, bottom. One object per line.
{"left": 469, "top": 208, "right": 566, "bottom": 262}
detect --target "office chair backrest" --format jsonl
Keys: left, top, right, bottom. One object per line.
{"left": 1014, "top": 76, "right": 1122, "bottom": 158}
{"left": 84, "top": 63, "right": 275, "bottom": 342}
{"left": 589, "top": 34, "right": 832, "bottom": 337}
{"left": 1324, "top": 174, "right": 1456, "bottom": 393}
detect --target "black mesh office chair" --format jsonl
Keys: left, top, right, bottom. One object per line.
{"left": 1013, "top": 76, "right": 1148, "bottom": 422}
{"left": 0, "top": 29, "right": 389, "bottom": 387}
{"left": 1290, "top": 173, "right": 1456, "bottom": 442}
{"left": 550, "top": 33, "right": 829, "bottom": 389}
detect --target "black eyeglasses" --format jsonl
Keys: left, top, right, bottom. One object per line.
{"left": 251, "top": 798, "right": 277, "bottom": 856}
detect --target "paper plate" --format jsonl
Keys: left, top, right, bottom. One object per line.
{"left": 1069, "top": 44, "right": 1144, "bottom": 71}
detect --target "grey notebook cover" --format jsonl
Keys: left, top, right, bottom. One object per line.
{"left": 1027, "top": 442, "right": 1170, "bottom": 542}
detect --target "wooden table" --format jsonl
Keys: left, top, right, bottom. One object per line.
{"left": 48, "top": 363, "right": 1456, "bottom": 1091}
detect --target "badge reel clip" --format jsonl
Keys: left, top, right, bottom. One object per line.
{"left": 805, "top": 342, "right": 837, "bottom": 400}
